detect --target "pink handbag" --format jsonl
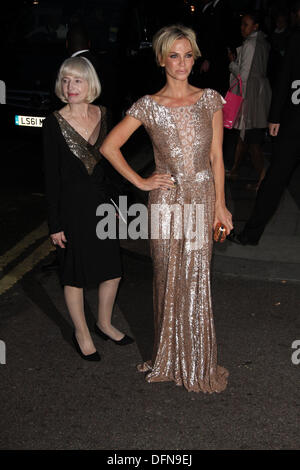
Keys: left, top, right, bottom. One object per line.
{"left": 223, "top": 75, "right": 244, "bottom": 129}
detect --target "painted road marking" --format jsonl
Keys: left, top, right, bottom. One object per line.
{"left": 0, "top": 222, "right": 49, "bottom": 271}
{"left": 0, "top": 238, "right": 55, "bottom": 295}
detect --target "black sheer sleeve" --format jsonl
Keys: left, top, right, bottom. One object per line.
{"left": 43, "top": 115, "right": 62, "bottom": 234}
{"left": 95, "top": 106, "right": 126, "bottom": 201}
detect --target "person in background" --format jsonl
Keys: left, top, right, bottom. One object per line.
{"left": 271, "top": 9, "right": 290, "bottom": 57}
{"left": 197, "top": 0, "right": 233, "bottom": 95}
{"left": 66, "top": 25, "right": 102, "bottom": 86}
{"left": 196, "top": 0, "right": 213, "bottom": 90}
{"left": 43, "top": 57, "right": 133, "bottom": 361}
{"left": 268, "top": 8, "right": 290, "bottom": 88}
{"left": 228, "top": 1, "right": 300, "bottom": 246}
{"left": 226, "top": 11, "right": 272, "bottom": 191}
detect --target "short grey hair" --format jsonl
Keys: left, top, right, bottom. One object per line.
{"left": 55, "top": 56, "right": 101, "bottom": 103}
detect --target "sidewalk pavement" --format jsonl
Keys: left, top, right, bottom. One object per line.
{"left": 122, "top": 134, "right": 300, "bottom": 283}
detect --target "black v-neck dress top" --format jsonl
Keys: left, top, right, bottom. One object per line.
{"left": 43, "top": 105, "right": 122, "bottom": 287}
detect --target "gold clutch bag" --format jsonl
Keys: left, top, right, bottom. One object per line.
{"left": 214, "top": 222, "right": 227, "bottom": 243}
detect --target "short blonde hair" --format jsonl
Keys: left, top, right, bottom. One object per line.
{"left": 152, "top": 24, "right": 201, "bottom": 66}
{"left": 55, "top": 56, "right": 101, "bottom": 103}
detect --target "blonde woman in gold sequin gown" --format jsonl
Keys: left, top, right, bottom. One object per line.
{"left": 101, "top": 25, "right": 233, "bottom": 393}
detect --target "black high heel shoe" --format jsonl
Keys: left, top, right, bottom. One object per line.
{"left": 72, "top": 332, "right": 101, "bottom": 361}
{"left": 94, "top": 323, "right": 134, "bottom": 346}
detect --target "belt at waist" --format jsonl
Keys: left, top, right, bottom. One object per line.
{"left": 155, "top": 169, "right": 213, "bottom": 184}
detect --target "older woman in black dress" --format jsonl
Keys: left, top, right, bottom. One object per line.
{"left": 43, "top": 57, "right": 133, "bottom": 361}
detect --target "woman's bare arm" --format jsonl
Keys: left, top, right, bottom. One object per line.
{"left": 100, "top": 115, "right": 174, "bottom": 191}
{"left": 210, "top": 109, "right": 233, "bottom": 232}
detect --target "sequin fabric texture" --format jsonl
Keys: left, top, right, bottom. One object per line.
{"left": 127, "top": 88, "right": 229, "bottom": 393}
{"left": 54, "top": 106, "right": 107, "bottom": 174}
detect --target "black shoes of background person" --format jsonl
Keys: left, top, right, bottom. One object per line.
{"left": 94, "top": 323, "right": 135, "bottom": 346}
{"left": 72, "top": 332, "right": 101, "bottom": 362}
{"left": 226, "top": 230, "right": 259, "bottom": 246}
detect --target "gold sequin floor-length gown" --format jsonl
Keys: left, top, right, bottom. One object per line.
{"left": 127, "top": 89, "right": 229, "bottom": 393}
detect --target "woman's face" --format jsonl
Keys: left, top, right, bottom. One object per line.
{"left": 276, "top": 15, "right": 287, "bottom": 30}
{"left": 61, "top": 74, "right": 89, "bottom": 103}
{"left": 241, "top": 15, "right": 258, "bottom": 39}
{"left": 161, "top": 38, "right": 194, "bottom": 81}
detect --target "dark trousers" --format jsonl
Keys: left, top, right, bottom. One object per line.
{"left": 243, "top": 135, "right": 300, "bottom": 242}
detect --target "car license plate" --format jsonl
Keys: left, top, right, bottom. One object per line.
{"left": 15, "top": 115, "right": 45, "bottom": 127}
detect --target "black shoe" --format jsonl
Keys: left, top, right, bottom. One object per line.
{"left": 94, "top": 323, "right": 135, "bottom": 346}
{"left": 72, "top": 332, "right": 101, "bottom": 361}
{"left": 227, "top": 230, "right": 259, "bottom": 246}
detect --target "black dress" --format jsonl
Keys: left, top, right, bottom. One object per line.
{"left": 43, "top": 105, "right": 122, "bottom": 287}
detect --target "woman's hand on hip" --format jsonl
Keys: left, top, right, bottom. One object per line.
{"left": 214, "top": 205, "right": 233, "bottom": 235}
{"left": 50, "top": 231, "right": 67, "bottom": 249}
{"left": 138, "top": 173, "right": 175, "bottom": 191}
